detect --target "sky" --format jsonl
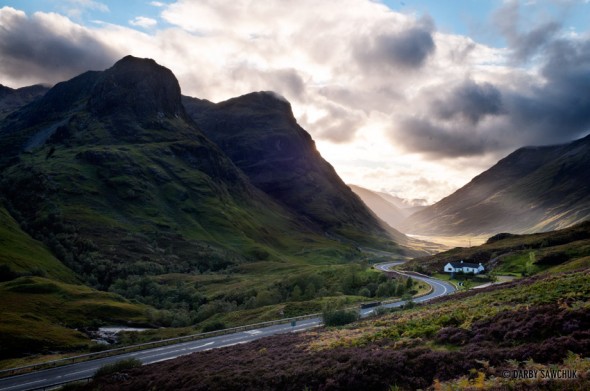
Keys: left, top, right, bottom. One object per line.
{"left": 1, "top": 0, "right": 590, "bottom": 204}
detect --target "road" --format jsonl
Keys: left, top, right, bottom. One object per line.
{"left": 0, "top": 262, "right": 454, "bottom": 391}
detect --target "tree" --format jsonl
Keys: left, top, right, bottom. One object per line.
{"left": 405, "top": 277, "right": 413, "bottom": 289}
{"left": 291, "top": 285, "right": 303, "bottom": 301}
{"left": 304, "top": 283, "right": 316, "bottom": 300}
{"left": 376, "top": 282, "right": 390, "bottom": 298}
{"left": 358, "top": 287, "right": 371, "bottom": 297}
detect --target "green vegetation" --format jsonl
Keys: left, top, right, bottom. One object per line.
{"left": 93, "top": 358, "right": 142, "bottom": 379}
{"left": 0, "top": 206, "right": 75, "bottom": 283}
{"left": 81, "top": 268, "right": 590, "bottom": 390}
{"left": 0, "top": 276, "right": 148, "bottom": 359}
{"left": 0, "top": 202, "right": 149, "bottom": 361}
{"left": 407, "top": 221, "right": 590, "bottom": 277}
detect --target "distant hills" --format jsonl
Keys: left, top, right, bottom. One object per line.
{"left": 348, "top": 185, "right": 427, "bottom": 230}
{"left": 402, "top": 135, "right": 590, "bottom": 236}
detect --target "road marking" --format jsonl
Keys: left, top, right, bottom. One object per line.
{"left": 244, "top": 330, "right": 262, "bottom": 335}
{"left": 187, "top": 342, "right": 215, "bottom": 350}
{"left": 64, "top": 368, "right": 95, "bottom": 377}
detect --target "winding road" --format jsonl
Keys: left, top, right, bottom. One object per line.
{"left": 0, "top": 262, "right": 455, "bottom": 391}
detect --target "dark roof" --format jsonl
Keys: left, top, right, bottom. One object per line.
{"left": 448, "top": 261, "right": 482, "bottom": 268}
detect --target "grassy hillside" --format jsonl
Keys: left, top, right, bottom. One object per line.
{"left": 404, "top": 221, "right": 590, "bottom": 276}
{"left": 0, "top": 205, "right": 75, "bottom": 283}
{"left": 403, "top": 136, "right": 590, "bottom": 236}
{"left": 0, "top": 57, "right": 420, "bottom": 362}
{"left": 79, "top": 267, "right": 590, "bottom": 390}
{"left": 0, "top": 203, "right": 148, "bottom": 360}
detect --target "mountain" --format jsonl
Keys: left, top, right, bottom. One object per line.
{"left": 0, "top": 83, "right": 49, "bottom": 120}
{"left": 347, "top": 185, "right": 407, "bottom": 230}
{"left": 376, "top": 191, "right": 428, "bottom": 216}
{"left": 348, "top": 185, "right": 429, "bottom": 230}
{"left": 403, "top": 135, "right": 590, "bottom": 235}
{"left": 0, "top": 55, "right": 373, "bottom": 284}
{"left": 0, "top": 56, "right": 421, "bottom": 359}
{"left": 183, "top": 93, "right": 408, "bottom": 247}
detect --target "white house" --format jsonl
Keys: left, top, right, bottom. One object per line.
{"left": 444, "top": 260, "right": 485, "bottom": 274}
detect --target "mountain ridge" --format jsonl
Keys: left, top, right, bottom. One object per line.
{"left": 183, "top": 92, "right": 409, "bottom": 247}
{"left": 402, "top": 134, "right": 590, "bottom": 235}
{"left": 0, "top": 56, "right": 421, "bottom": 359}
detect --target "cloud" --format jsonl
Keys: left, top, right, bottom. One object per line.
{"left": 505, "top": 37, "right": 590, "bottom": 143}
{"left": 0, "top": 7, "right": 121, "bottom": 86}
{"left": 353, "top": 17, "right": 436, "bottom": 71}
{"left": 493, "top": 1, "right": 561, "bottom": 62}
{"left": 61, "top": 0, "right": 109, "bottom": 20}
{"left": 309, "top": 102, "right": 366, "bottom": 143}
{"left": 432, "top": 79, "right": 504, "bottom": 125}
{"left": 390, "top": 116, "right": 505, "bottom": 158}
{"left": 1, "top": 1, "right": 590, "bottom": 202}
{"left": 129, "top": 16, "right": 158, "bottom": 29}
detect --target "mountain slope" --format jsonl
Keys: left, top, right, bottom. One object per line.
{"left": 0, "top": 57, "right": 418, "bottom": 357}
{"left": 348, "top": 185, "right": 407, "bottom": 230}
{"left": 183, "top": 93, "right": 407, "bottom": 248}
{"left": 0, "top": 84, "right": 48, "bottom": 120}
{"left": 403, "top": 135, "right": 590, "bottom": 235}
{"left": 0, "top": 56, "right": 368, "bottom": 282}
{"left": 0, "top": 202, "right": 147, "bottom": 358}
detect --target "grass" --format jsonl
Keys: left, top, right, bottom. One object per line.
{"left": 0, "top": 276, "right": 148, "bottom": 360}
{"left": 406, "top": 221, "right": 590, "bottom": 277}
{"left": 308, "top": 269, "right": 590, "bottom": 352}
{"left": 80, "top": 268, "right": 590, "bottom": 391}
{"left": 0, "top": 206, "right": 76, "bottom": 283}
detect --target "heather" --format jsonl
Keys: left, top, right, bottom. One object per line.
{"left": 80, "top": 270, "right": 590, "bottom": 390}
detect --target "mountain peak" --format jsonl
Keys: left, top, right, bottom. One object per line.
{"left": 220, "top": 91, "right": 293, "bottom": 114}
{"left": 89, "top": 55, "right": 187, "bottom": 121}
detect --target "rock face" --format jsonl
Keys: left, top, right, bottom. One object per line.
{"left": 89, "top": 56, "right": 188, "bottom": 122}
{"left": 184, "top": 92, "right": 408, "bottom": 246}
{"left": 402, "top": 134, "right": 590, "bottom": 236}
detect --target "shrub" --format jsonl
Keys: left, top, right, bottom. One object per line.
{"left": 202, "top": 321, "right": 226, "bottom": 332}
{"left": 322, "top": 309, "right": 359, "bottom": 326}
{"left": 93, "top": 358, "right": 142, "bottom": 378}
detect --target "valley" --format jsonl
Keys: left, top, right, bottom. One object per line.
{"left": 0, "top": 54, "right": 589, "bottom": 390}
{"left": 0, "top": 56, "right": 434, "bottom": 371}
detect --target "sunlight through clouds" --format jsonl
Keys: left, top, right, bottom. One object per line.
{"left": 0, "top": 0, "right": 589, "bottom": 203}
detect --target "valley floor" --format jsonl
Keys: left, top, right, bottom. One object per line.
{"left": 71, "top": 268, "right": 590, "bottom": 391}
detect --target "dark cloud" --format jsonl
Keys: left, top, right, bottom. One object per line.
{"left": 505, "top": 38, "right": 590, "bottom": 144}
{"left": 229, "top": 67, "right": 305, "bottom": 99}
{"left": 433, "top": 80, "right": 503, "bottom": 125}
{"left": 270, "top": 69, "right": 305, "bottom": 98}
{"left": 354, "top": 18, "right": 436, "bottom": 71}
{"left": 393, "top": 34, "right": 590, "bottom": 159}
{"left": 0, "top": 8, "right": 120, "bottom": 85}
{"left": 493, "top": 1, "right": 560, "bottom": 63}
{"left": 393, "top": 116, "right": 503, "bottom": 158}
